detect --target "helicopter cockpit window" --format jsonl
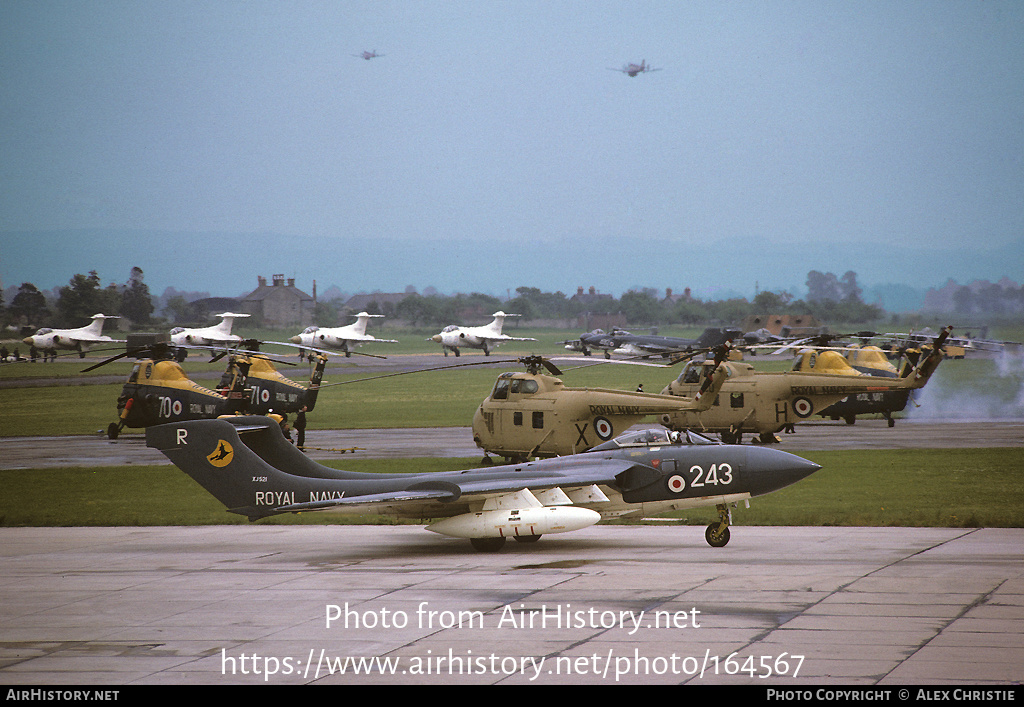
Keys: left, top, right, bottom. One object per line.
{"left": 492, "top": 379, "right": 511, "bottom": 400}
{"left": 509, "top": 379, "right": 538, "bottom": 395}
{"left": 679, "top": 363, "right": 703, "bottom": 384}
{"left": 792, "top": 350, "right": 815, "bottom": 371}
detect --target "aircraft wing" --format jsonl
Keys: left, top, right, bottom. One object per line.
{"left": 484, "top": 335, "right": 537, "bottom": 343}
{"left": 72, "top": 335, "right": 126, "bottom": 344}
{"left": 273, "top": 457, "right": 635, "bottom": 514}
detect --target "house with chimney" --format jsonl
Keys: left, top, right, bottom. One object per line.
{"left": 238, "top": 274, "right": 315, "bottom": 327}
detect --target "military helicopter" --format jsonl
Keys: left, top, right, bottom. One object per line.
{"left": 657, "top": 327, "right": 953, "bottom": 443}
{"left": 146, "top": 413, "right": 821, "bottom": 550}
{"left": 88, "top": 335, "right": 245, "bottom": 439}
{"left": 768, "top": 331, "right": 909, "bottom": 426}
{"left": 315, "top": 350, "right": 728, "bottom": 463}
{"left": 796, "top": 344, "right": 909, "bottom": 426}
{"left": 470, "top": 353, "right": 730, "bottom": 462}
{"left": 213, "top": 344, "right": 328, "bottom": 417}
{"left": 89, "top": 334, "right": 327, "bottom": 439}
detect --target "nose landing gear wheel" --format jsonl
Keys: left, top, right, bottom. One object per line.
{"left": 705, "top": 523, "right": 730, "bottom": 547}
{"left": 705, "top": 503, "right": 732, "bottom": 547}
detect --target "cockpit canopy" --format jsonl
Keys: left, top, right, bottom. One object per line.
{"left": 33, "top": 328, "right": 53, "bottom": 335}
{"left": 441, "top": 325, "right": 459, "bottom": 333}
{"left": 590, "top": 427, "right": 719, "bottom": 451}
{"left": 490, "top": 372, "right": 542, "bottom": 400}
{"left": 675, "top": 361, "right": 708, "bottom": 384}
{"left": 300, "top": 326, "right": 319, "bottom": 334}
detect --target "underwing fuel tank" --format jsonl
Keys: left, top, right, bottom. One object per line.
{"left": 426, "top": 506, "right": 601, "bottom": 539}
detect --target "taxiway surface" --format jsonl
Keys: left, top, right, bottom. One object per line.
{"left": 1, "top": 525, "right": 1021, "bottom": 685}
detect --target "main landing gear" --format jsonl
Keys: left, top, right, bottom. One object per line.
{"left": 704, "top": 503, "right": 732, "bottom": 547}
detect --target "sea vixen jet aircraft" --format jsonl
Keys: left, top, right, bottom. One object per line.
{"left": 146, "top": 415, "right": 821, "bottom": 551}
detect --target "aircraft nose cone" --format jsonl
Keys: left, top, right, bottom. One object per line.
{"left": 289, "top": 336, "right": 301, "bottom": 344}
{"left": 743, "top": 447, "right": 821, "bottom": 496}
{"left": 431, "top": 334, "right": 442, "bottom": 343}
{"left": 22, "top": 337, "right": 33, "bottom": 346}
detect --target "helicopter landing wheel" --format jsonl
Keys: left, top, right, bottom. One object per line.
{"left": 513, "top": 534, "right": 541, "bottom": 543}
{"left": 705, "top": 523, "right": 730, "bottom": 547}
{"left": 106, "top": 423, "right": 120, "bottom": 440}
{"left": 470, "top": 537, "right": 506, "bottom": 552}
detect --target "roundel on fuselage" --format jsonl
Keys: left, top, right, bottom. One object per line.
{"left": 594, "top": 416, "right": 614, "bottom": 440}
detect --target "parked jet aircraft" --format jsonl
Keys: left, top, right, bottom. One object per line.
{"left": 170, "top": 312, "right": 249, "bottom": 348}
{"left": 22, "top": 314, "right": 122, "bottom": 358}
{"left": 146, "top": 414, "right": 821, "bottom": 550}
{"left": 609, "top": 59, "right": 661, "bottom": 76}
{"left": 291, "top": 312, "right": 398, "bottom": 358}
{"left": 565, "top": 327, "right": 741, "bottom": 359}
{"left": 431, "top": 311, "right": 537, "bottom": 356}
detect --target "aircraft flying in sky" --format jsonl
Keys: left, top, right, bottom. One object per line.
{"left": 354, "top": 50, "right": 384, "bottom": 60}
{"left": 431, "top": 311, "right": 537, "bottom": 356}
{"left": 22, "top": 313, "right": 122, "bottom": 357}
{"left": 169, "top": 312, "right": 249, "bottom": 347}
{"left": 608, "top": 59, "right": 661, "bottom": 76}
{"left": 147, "top": 415, "right": 822, "bottom": 550}
{"left": 290, "top": 312, "right": 398, "bottom": 357}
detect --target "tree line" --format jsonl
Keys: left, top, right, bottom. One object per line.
{"left": 2, "top": 267, "right": 153, "bottom": 330}
{"left": 3, "top": 268, "right": 892, "bottom": 332}
{"left": 376, "top": 272, "right": 884, "bottom": 327}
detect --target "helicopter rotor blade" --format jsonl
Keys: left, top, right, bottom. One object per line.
{"left": 80, "top": 350, "right": 133, "bottom": 372}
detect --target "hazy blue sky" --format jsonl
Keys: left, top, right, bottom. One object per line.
{"left": 1, "top": 1, "right": 1022, "bottom": 303}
